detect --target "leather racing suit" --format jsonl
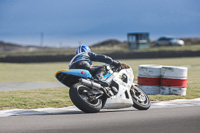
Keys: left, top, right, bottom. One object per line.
{"left": 69, "top": 52, "right": 120, "bottom": 80}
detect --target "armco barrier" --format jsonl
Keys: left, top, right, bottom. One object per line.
{"left": 0, "top": 50, "right": 200, "bottom": 63}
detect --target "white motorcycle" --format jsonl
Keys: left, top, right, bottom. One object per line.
{"left": 55, "top": 63, "right": 151, "bottom": 113}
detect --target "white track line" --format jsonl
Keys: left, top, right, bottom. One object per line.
{"left": 0, "top": 98, "right": 200, "bottom": 117}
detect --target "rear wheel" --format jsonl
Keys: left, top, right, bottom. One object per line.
{"left": 69, "top": 83, "right": 102, "bottom": 113}
{"left": 130, "top": 85, "right": 151, "bottom": 110}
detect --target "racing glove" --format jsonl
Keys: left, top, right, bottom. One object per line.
{"left": 112, "top": 60, "right": 121, "bottom": 68}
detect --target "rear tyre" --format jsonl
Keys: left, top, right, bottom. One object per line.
{"left": 69, "top": 83, "right": 102, "bottom": 113}
{"left": 130, "top": 85, "right": 151, "bottom": 110}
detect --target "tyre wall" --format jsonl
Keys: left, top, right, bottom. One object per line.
{"left": 138, "top": 65, "right": 162, "bottom": 95}
{"left": 138, "top": 65, "right": 188, "bottom": 95}
{"left": 160, "top": 66, "right": 188, "bottom": 96}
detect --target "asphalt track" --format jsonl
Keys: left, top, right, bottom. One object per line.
{"left": 0, "top": 100, "right": 200, "bottom": 133}
{"left": 0, "top": 82, "right": 64, "bottom": 91}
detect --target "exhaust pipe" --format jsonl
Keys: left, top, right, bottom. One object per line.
{"left": 79, "top": 78, "right": 102, "bottom": 89}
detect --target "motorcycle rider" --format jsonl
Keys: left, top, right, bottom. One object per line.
{"left": 69, "top": 45, "right": 121, "bottom": 80}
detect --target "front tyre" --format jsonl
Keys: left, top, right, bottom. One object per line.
{"left": 130, "top": 85, "right": 151, "bottom": 110}
{"left": 69, "top": 83, "right": 102, "bottom": 113}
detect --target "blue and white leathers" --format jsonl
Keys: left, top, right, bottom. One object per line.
{"left": 69, "top": 52, "right": 115, "bottom": 68}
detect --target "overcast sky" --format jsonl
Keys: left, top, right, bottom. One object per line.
{"left": 0, "top": 0, "right": 199, "bottom": 47}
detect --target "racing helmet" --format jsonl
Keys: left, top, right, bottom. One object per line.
{"left": 76, "top": 45, "right": 91, "bottom": 54}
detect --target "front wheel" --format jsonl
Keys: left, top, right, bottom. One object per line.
{"left": 69, "top": 83, "right": 102, "bottom": 113}
{"left": 130, "top": 85, "right": 151, "bottom": 110}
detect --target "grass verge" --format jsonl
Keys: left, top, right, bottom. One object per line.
{"left": 0, "top": 87, "right": 73, "bottom": 110}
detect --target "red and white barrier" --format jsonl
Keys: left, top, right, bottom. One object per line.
{"left": 138, "top": 65, "right": 162, "bottom": 94}
{"left": 138, "top": 65, "right": 188, "bottom": 95}
{"left": 160, "top": 66, "right": 188, "bottom": 96}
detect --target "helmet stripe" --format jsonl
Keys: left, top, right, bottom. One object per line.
{"left": 76, "top": 45, "right": 91, "bottom": 54}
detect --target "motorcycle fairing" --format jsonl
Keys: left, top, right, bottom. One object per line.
{"left": 103, "top": 69, "right": 134, "bottom": 109}
{"left": 55, "top": 69, "right": 93, "bottom": 87}
{"left": 101, "top": 72, "right": 112, "bottom": 81}
{"left": 56, "top": 69, "right": 93, "bottom": 79}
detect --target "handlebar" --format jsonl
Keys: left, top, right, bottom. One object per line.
{"left": 111, "top": 64, "right": 122, "bottom": 72}
{"left": 112, "top": 63, "right": 131, "bottom": 72}
{"left": 105, "top": 63, "right": 130, "bottom": 72}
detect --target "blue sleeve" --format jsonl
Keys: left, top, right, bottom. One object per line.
{"left": 88, "top": 52, "right": 114, "bottom": 64}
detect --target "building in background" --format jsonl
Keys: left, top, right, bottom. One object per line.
{"left": 127, "top": 33, "right": 149, "bottom": 50}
